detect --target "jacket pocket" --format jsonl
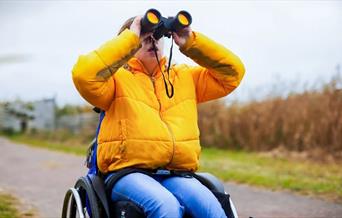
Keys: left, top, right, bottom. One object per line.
{"left": 118, "top": 119, "right": 127, "bottom": 160}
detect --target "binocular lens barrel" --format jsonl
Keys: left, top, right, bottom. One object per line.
{"left": 178, "top": 14, "right": 189, "bottom": 26}
{"left": 170, "top": 11, "right": 192, "bottom": 32}
{"left": 177, "top": 11, "right": 192, "bottom": 27}
{"left": 141, "top": 9, "right": 192, "bottom": 37}
{"left": 141, "top": 9, "right": 161, "bottom": 33}
{"left": 147, "top": 11, "right": 159, "bottom": 24}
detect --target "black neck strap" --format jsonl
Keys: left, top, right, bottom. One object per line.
{"left": 152, "top": 37, "right": 174, "bottom": 98}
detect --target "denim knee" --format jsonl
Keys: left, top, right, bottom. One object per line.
{"left": 146, "top": 192, "right": 184, "bottom": 218}
{"left": 110, "top": 173, "right": 184, "bottom": 218}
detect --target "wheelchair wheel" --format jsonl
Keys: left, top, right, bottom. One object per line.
{"left": 194, "top": 172, "right": 239, "bottom": 218}
{"left": 62, "top": 176, "right": 101, "bottom": 218}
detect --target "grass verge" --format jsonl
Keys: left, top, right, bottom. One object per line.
{"left": 0, "top": 190, "right": 37, "bottom": 218}
{"left": 200, "top": 147, "right": 342, "bottom": 202}
{"left": 0, "top": 192, "right": 19, "bottom": 218}
{"left": 4, "top": 134, "right": 342, "bottom": 202}
{"left": 4, "top": 133, "right": 87, "bottom": 156}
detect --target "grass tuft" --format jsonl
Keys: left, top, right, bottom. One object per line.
{"left": 0, "top": 193, "right": 19, "bottom": 218}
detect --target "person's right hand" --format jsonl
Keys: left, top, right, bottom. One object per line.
{"left": 130, "top": 16, "right": 152, "bottom": 42}
{"left": 130, "top": 16, "right": 142, "bottom": 37}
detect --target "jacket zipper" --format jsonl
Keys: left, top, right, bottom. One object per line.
{"left": 150, "top": 76, "right": 176, "bottom": 167}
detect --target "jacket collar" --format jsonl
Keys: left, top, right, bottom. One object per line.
{"left": 126, "top": 56, "right": 167, "bottom": 78}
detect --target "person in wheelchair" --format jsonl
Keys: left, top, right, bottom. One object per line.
{"left": 72, "top": 9, "right": 245, "bottom": 218}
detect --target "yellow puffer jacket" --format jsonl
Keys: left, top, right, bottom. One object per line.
{"left": 72, "top": 29, "right": 245, "bottom": 174}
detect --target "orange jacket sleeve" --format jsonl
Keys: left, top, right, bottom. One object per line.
{"left": 72, "top": 29, "right": 141, "bottom": 110}
{"left": 179, "top": 31, "right": 245, "bottom": 103}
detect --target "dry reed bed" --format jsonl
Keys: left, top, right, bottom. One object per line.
{"left": 198, "top": 78, "right": 342, "bottom": 161}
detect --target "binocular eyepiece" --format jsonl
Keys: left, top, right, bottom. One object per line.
{"left": 140, "top": 9, "right": 192, "bottom": 40}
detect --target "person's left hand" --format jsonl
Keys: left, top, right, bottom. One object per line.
{"left": 172, "top": 27, "right": 192, "bottom": 47}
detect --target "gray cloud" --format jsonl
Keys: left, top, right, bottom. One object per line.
{"left": 0, "top": 1, "right": 341, "bottom": 105}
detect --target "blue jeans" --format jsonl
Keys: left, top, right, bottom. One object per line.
{"left": 109, "top": 173, "right": 227, "bottom": 218}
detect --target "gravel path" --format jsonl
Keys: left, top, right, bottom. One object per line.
{"left": 1, "top": 137, "right": 341, "bottom": 218}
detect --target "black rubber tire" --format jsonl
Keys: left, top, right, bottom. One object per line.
{"left": 74, "top": 176, "right": 101, "bottom": 218}
{"left": 61, "top": 189, "right": 80, "bottom": 218}
{"left": 68, "top": 195, "right": 77, "bottom": 218}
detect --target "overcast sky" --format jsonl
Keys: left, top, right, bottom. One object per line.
{"left": 0, "top": 1, "right": 341, "bottom": 106}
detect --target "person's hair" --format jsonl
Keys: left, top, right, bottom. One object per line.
{"left": 117, "top": 16, "right": 136, "bottom": 36}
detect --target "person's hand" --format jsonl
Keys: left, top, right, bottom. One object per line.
{"left": 130, "top": 16, "right": 153, "bottom": 42}
{"left": 172, "top": 27, "right": 192, "bottom": 47}
{"left": 130, "top": 16, "right": 142, "bottom": 37}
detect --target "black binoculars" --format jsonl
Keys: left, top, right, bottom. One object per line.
{"left": 140, "top": 9, "right": 192, "bottom": 40}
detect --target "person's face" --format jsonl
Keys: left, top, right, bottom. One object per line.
{"left": 134, "top": 36, "right": 164, "bottom": 64}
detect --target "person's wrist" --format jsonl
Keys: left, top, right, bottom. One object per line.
{"left": 129, "top": 16, "right": 142, "bottom": 38}
{"left": 130, "top": 26, "right": 140, "bottom": 38}
{"left": 179, "top": 31, "right": 195, "bottom": 51}
{"left": 179, "top": 31, "right": 192, "bottom": 47}
{"left": 178, "top": 36, "right": 189, "bottom": 47}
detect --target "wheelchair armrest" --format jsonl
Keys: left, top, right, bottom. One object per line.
{"left": 193, "top": 172, "right": 225, "bottom": 193}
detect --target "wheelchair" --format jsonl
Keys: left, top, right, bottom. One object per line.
{"left": 61, "top": 169, "right": 238, "bottom": 218}
{"left": 61, "top": 110, "right": 239, "bottom": 218}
